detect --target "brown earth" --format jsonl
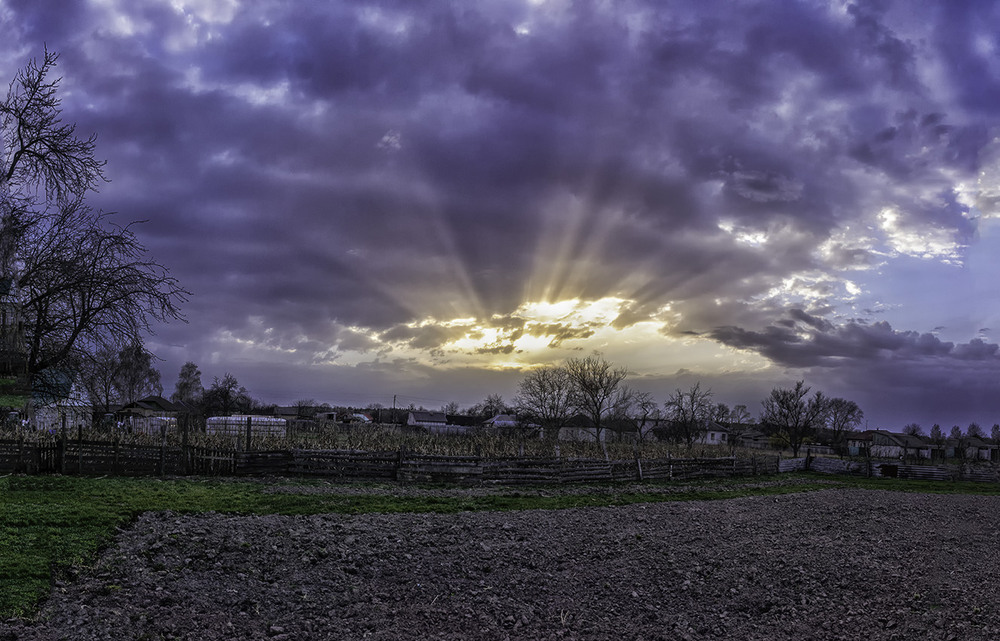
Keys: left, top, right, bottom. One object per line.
{"left": 3, "top": 487, "right": 999, "bottom": 640}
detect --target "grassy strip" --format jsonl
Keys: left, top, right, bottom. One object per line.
{"left": 3, "top": 472, "right": 1000, "bottom": 618}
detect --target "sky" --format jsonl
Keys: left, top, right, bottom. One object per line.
{"left": 3, "top": 0, "right": 1000, "bottom": 429}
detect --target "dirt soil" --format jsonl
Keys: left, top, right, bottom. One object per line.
{"left": 4, "top": 486, "right": 1000, "bottom": 640}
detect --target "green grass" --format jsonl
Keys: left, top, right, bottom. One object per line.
{"left": 3, "top": 472, "right": 1000, "bottom": 619}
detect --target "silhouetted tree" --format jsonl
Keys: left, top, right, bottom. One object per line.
{"left": 902, "top": 423, "right": 923, "bottom": 437}
{"left": 825, "top": 398, "right": 864, "bottom": 452}
{"left": 664, "top": 382, "right": 714, "bottom": 449}
{"left": 514, "top": 366, "right": 573, "bottom": 439}
{"left": 967, "top": 422, "right": 985, "bottom": 439}
{"left": 949, "top": 425, "right": 966, "bottom": 460}
{"left": 77, "top": 342, "right": 162, "bottom": 416}
{"left": 631, "top": 391, "right": 661, "bottom": 442}
{"left": 564, "top": 354, "right": 632, "bottom": 446}
{"left": 467, "top": 393, "right": 508, "bottom": 417}
{"left": 201, "top": 373, "right": 256, "bottom": 416}
{"left": 294, "top": 398, "right": 318, "bottom": 419}
{"left": 1, "top": 50, "right": 186, "bottom": 387}
{"left": 760, "top": 381, "right": 828, "bottom": 457}
{"left": 170, "top": 361, "right": 204, "bottom": 406}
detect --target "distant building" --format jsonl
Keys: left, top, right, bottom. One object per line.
{"left": 119, "top": 395, "right": 182, "bottom": 418}
{"left": 407, "top": 410, "right": 450, "bottom": 432}
{"left": 28, "top": 370, "right": 91, "bottom": 431}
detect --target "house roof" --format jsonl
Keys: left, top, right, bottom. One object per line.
{"left": 120, "top": 395, "right": 181, "bottom": 414}
{"left": 565, "top": 414, "right": 595, "bottom": 428}
{"left": 870, "top": 430, "right": 929, "bottom": 449}
{"left": 409, "top": 410, "right": 447, "bottom": 423}
{"left": 965, "top": 436, "right": 995, "bottom": 448}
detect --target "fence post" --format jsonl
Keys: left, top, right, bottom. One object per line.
{"left": 634, "top": 445, "right": 643, "bottom": 482}
{"left": 17, "top": 432, "right": 24, "bottom": 474}
{"left": 245, "top": 416, "right": 253, "bottom": 452}
{"left": 58, "top": 423, "right": 67, "bottom": 474}
{"left": 158, "top": 420, "right": 166, "bottom": 476}
{"left": 181, "top": 414, "right": 189, "bottom": 476}
{"left": 77, "top": 423, "right": 84, "bottom": 474}
{"left": 113, "top": 436, "right": 120, "bottom": 476}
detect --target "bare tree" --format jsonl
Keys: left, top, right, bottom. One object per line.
{"left": 631, "top": 391, "right": 661, "bottom": 442}
{"left": 170, "top": 361, "right": 204, "bottom": 406}
{"left": 725, "top": 404, "right": 753, "bottom": 450}
{"left": 294, "top": 398, "right": 318, "bottom": 419}
{"left": 902, "top": 423, "right": 923, "bottom": 436}
{"left": 467, "top": 393, "right": 507, "bottom": 417}
{"left": 712, "top": 402, "right": 730, "bottom": 425}
{"left": 514, "top": 365, "right": 573, "bottom": 439}
{"left": 729, "top": 404, "right": 753, "bottom": 425}
{"left": 825, "top": 398, "right": 864, "bottom": 453}
{"left": 77, "top": 341, "right": 162, "bottom": 416}
{"left": 2, "top": 49, "right": 106, "bottom": 268}
{"left": 664, "top": 382, "right": 714, "bottom": 449}
{"left": 1, "top": 50, "right": 186, "bottom": 388}
{"left": 564, "top": 354, "right": 632, "bottom": 445}
{"left": 967, "top": 422, "right": 985, "bottom": 439}
{"left": 760, "top": 381, "right": 828, "bottom": 457}
{"left": 112, "top": 343, "right": 163, "bottom": 405}
{"left": 201, "top": 373, "right": 256, "bottom": 416}
{"left": 441, "top": 401, "right": 460, "bottom": 416}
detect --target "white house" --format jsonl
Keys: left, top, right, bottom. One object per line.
{"left": 869, "top": 431, "right": 931, "bottom": 459}
{"left": 29, "top": 371, "right": 91, "bottom": 431}
{"left": 696, "top": 422, "right": 729, "bottom": 446}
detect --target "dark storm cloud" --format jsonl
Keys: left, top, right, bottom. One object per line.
{"left": 711, "top": 311, "right": 1000, "bottom": 426}
{"left": 711, "top": 311, "right": 972, "bottom": 368}
{"left": 3, "top": 0, "right": 999, "bottom": 420}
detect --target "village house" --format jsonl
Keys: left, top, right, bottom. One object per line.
{"left": 956, "top": 436, "right": 996, "bottom": 461}
{"left": 407, "top": 410, "right": 451, "bottom": 433}
{"left": 868, "top": 430, "right": 932, "bottom": 459}
{"left": 119, "top": 395, "right": 182, "bottom": 418}
{"left": 28, "top": 371, "right": 91, "bottom": 431}
{"left": 483, "top": 414, "right": 519, "bottom": 429}
{"left": 847, "top": 431, "right": 873, "bottom": 457}
{"left": 558, "top": 414, "right": 600, "bottom": 442}
{"left": 697, "top": 422, "right": 729, "bottom": 446}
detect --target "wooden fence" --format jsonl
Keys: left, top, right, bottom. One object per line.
{"left": 0, "top": 436, "right": 780, "bottom": 484}
{"left": 792, "top": 455, "right": 1000, "bottom": 483}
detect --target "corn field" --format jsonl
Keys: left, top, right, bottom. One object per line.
{"left": 0, "top": 420, "right": 755, "bottom": 461}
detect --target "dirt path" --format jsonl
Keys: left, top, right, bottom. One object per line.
{"left": 4, "top": 488, "right": 999, "bottom": 640}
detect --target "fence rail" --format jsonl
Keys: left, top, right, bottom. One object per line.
{"left": 0, "top": 436, "right": 781, "bottom": 484}
{"left": 8, "top": 434, "right": 1000, "bottom": 489}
